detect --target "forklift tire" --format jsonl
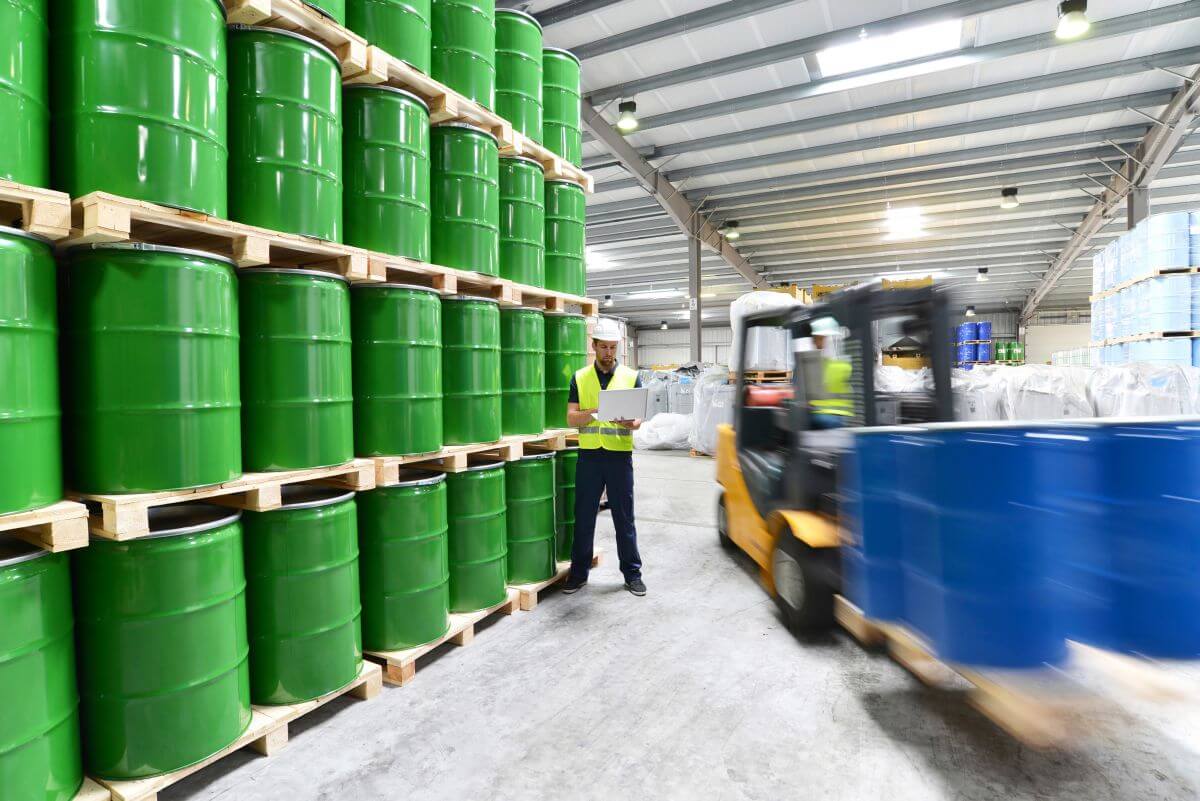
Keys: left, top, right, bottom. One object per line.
{"left": 771, "top": 534, "right": 835, "bottom": 631}
{"left": 717, "top": 493, "right": 733, "bottom": 550}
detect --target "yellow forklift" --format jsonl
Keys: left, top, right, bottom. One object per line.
{"left": 716, "top": 283, "right": 955, "bottom": 629}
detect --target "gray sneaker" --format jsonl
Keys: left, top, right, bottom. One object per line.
{"left": 562, "top": 577, "right": 587, "bottom": 594}
{"left": 624, "top": 578, "right": 647, "bottom": 596}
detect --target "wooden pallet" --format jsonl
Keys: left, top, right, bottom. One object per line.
{"left": 511, "top": 551, "right": 603, "bottom": 611}
{"left": 834, "top": 596, "right": 1087, "bottom": 748}
{"left": 1090, "top": 266, "right": 1199, "bottom": 301}
{"left": 1100, "top": 330, "right": 1200, "bottom": 346}
{"left": 94, "top": 661, "right": 381, "bottom": 801}
{"left": 74, "top": 779, "right": 111, "bottom": 801}
{"left": 222, "top": 0, "right": 370, "bottom": 78}
{"left": 65, "top": 193, "right": 378, "bottom": 282}
{"left": 366, "top": 589, "right": 520, "bottom": 686}
{"left": 72, "top": 459, "right": 376, "bottom": 540}
{"left": 373, "top": 430, "right": 575, "bottom": 485}
{"left": 0, "top": 179, "right": 72, "bottom": 239}
{"left": 0, "top": 500, "right": 90, "bottom": 553}
{"left": 734, "top": 370, "right": 792, "bottom": 383}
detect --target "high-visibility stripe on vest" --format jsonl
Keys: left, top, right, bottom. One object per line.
{"left": 575, "top": 364, "right": 638, "bottom": 452}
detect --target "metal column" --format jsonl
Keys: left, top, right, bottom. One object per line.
{"left": 688, "top": 233, "right": 702, "bottom": 362}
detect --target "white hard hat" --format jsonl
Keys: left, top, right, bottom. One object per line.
{"left": 811, "top": 317, "right": 841, "bottom": 336}
{"left": 592, "top": 317, "right": 623, "bottom": 342}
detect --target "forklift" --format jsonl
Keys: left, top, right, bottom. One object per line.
{"left": 716, "top": 283, "right": 955, "bottom": 630}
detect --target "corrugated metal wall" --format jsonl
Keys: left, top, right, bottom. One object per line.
{"left": 636, "top": 327, "right": 733, "bottom": 366}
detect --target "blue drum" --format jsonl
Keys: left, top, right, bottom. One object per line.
{"left": 956, "top": 343, "right": 977, "bottom": 364}
{"left": 975, "top": 320, "right": 992, "bottom": 342}
{"left": 976, "top": 342, "right": 992, "bottom": 362}
{"left": 841, "top": 429, "right": 908, "bottom": 621}
{"left": 956, "top": 322, "right": 978, "bottom": 343}
{"left": 1146, "top": 212, "right": 1191, "bottom": 271}
{"left": 894, "top": 432, "right": 943, "bottom": 644}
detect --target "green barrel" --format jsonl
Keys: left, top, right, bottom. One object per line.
{"left": 343, "top": 86, "right": 431, "bottom": 261}
{"left": 347, "top": 0, "right": 431, "bottom": 74}
{"left": 0, "top": 228, "right": 61, "bottom": 516}
{"left": 442, "top": 296, "right": 501, "bottom": 445}
{"left": 1, "top": 0, "right": 48, "bottom": 185}
{"left": 431, "top": 0, "right": 495, "bottom": 110}
{"left": 994, "top": 341, "right": 1008, "bottom": 361}
{"left": 0, "top": 541, "right": 82, "bottom": 801}
{"left": 304, "top": 0, "right": 345, "bottom": 23}
{"left": 495, "top": 9, "right": 542, "bottom": 142}
{"left": 554, "top": 446, "right": 578, "bottom": 561}
{"left": 446, "top": 462, "right": 507, "bottom": 612}
{"left": 1010, "top": 342, "right": 1025, "bottom": 362}
{"left": 431, "top": 123, "right": 500, "bottom": 275}
{"left": 542, "top": 47, "right": 581, "bottom": 166}
{"left": 352, "top": 284, "right": 443, "bottom": 456}
{"left": 505, "top": 453, "right": 556, "bottom": 583}
{"left": 240, "top": 270, "right": 353, "bottom": 472}
{"left": 73, "top": 505, "right": 252, "bottom": 780}
{"left": 501, "top": 308, "right": 545, "bottom": 436}
{"left": 59, "top": 244, "right": 242, "bottom": 494}
{"left": 544, "top": 312, "right": 588, "bottom": 428}
{"left": 50, "top": 0, "right": 228, "bottom": 215}
{"left": 358, "top": 472, "right": 449, "bottom": 650}
{"left": 228, "top": 26, "right": 343, "bottom": 241}
{"left": 243, "top": 487, "right": 361, "bottom": 705}
{"left": 499, "top": 156, "right": 545, "bottom": 287}
{"left": 545, "top": 180, "right": 587, "bottom": 296}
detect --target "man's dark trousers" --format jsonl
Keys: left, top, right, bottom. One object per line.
{"left": 569, "top": 450, "right": 642, "bottom": 583}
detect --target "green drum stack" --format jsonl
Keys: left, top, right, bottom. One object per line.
{"left": 73, "top": 505, "right": 252, "bottom": 780}
{"left": 446, "top": 463, "right": 507, "bottom": 612}
{"left": 1010, "top": 342, "right": 1026, "bottom": 363}
{"left": 358, "top": 472, "right": 450, "bottom": 650}
{"left": 240, "top": 270, "right": 354, "bottom": 472}
{"left": 2, "top": 0, "right": 48, "bottom": 185}
{"left": 0, "top": 228, "right": 61, "bottom": 515}
{"left": 431, "top": 0, "right": 495, "bottom": 110}
{"left": 228, "top": 26, "right": 343, "bottom": 241}
{"left": 343, "top": 86, "right": 431, "bottom": 261}
{"left": 542, "top": 47, "right": 582, "bottom": 167}
{"left": 243, "top": 487, "right": 362, "bottom": 705}
{"left": 306, "top": 0, "right": 345, "bottom": 23}
{"left": 348, "top": 0, "right": 431, "bottom": 74}
{"left": 495, "top": 9, "right": 542, "bottom": 142}
{"left": 431, "top": 122, "right": 500, "bottom": 275}
{"left": 59, "top": 245, "right": 242, "bottom": 494}
{"left": 554, "top": 447, "right": 579, "bottom": 561}
{"left": 544, "top": 312, "right": 588, "bottom": 428}
{"left": 545, "top": 180, "right": 587, "bottom": 296}
{"left": 994, "top": 341, "right": 1008, "bottom": 362}
{"left": 51, "top": 0, "right": 228, "bottom": 215}
{"left": 500, "top": 308, "right": 545, "bottom": 436}
{"left": 352, "top": 284, "right": 443, "bottom": 456}
{"left": 504, "top": 453, "right": 556, "bottom": 583}
{"left": 0, "top": 540, "right": 82, "bottom": 801}
{"left": 499, "top": 156, "right": 545, "bottom": 286}
{"left": 442, "top": 296, "right": 502, "bottom": 445}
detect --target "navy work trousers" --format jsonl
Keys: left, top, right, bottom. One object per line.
{"left": 570, "top": 450, "right": 642, "bottom": 583}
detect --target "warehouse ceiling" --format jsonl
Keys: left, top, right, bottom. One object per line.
{"left": 500, "top": 0, "right": 1200, "bottom": 328}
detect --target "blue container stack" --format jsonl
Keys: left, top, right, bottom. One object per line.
{"left": 955, "top": 321, "right": 991, "bottom": 367}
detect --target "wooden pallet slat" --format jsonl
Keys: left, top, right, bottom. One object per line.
{"left": 0, "top": 500, "right": 90, "bottom": 553}
{"left": 74, "top": 778, "right": 112, "bottom": 801}
{"left": 511, "top": 551, "right": 602, "bottom": 611}
{"left": 373, "top": 429, "right": 575, "bottom": 484}
{"left": 222, "top": 0, "right": 371, "bottom": 78}
{"left": 1091, "top": 265, "right": 1199, "bottom": 301}
{"left": 0, "top": 179, "right": 73, "bottom": 239}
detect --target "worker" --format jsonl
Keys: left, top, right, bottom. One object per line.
{"left": 810, "top": 316, "right": 853, "bottom": 429}
{"left": 562, "top": 317, "right": 647, "bottom": 597}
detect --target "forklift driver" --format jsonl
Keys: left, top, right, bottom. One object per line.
{"left": 809, "top": 317, "right": 853, "bottom": 429}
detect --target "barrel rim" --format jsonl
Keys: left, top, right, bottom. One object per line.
{"left": 277, "top": 485, "right": 357, "bottom": 510}
{"left": 516, "top": 451, "right": 556, "bottom": 462}
{"left": 559, "top": 445, "right": 580, "bottom": 452}
{"left": 0, "top": 535, "right": 52, "bottom": 568}
{"left": 0, "top": 224, "right": 54, "bottom": 246}
{"left": 461, "top": 460, "right": 507, "bottom": 473}
{"left": 432, "top": 121, "right": 499, "bottom": 143}
{"left": 546, "top": 178, "right": 587, "bottom": 190}
{"left": 351, "top": 281, "right": 442, "bottom": 294}
{"left": 390, "top": 469, "right": 448, "bottom": 487}
{"left": 543, "top": 311, "right": 586, "bottom": 319}
{"left": 496, "top": 7, "right": 544, "bottom": 31}
{"left": 143, "top": 504, "right": 243, "bottom": 539}
{"left": 241, "top": 267, "right": 350, "bottom": 285}
{"left": 69, "top": 242, "right": 238, "bottom": 268}
{"left": 229, "top": 24, "right": 341, "bottom": 65}
{"left": 501, "top": 306, "right": 545, "bottom": 316}
{"left": 344, "top": 83, "right": 431, "bottom": 111}
{"left": 543, "top": 46, "right": 582, "bottom": 66}
{"left": 501, "top": 154, "right": 544, "bottom": 169}
{"left": 444, "top": 294, "right": 501, "bottom": 304}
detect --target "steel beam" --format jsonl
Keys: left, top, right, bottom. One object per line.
{"left": 528, "top": 0, "right": 628, "bottom": 26}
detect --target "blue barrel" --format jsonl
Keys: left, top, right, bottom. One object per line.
{"left": 1146, "top": 212, "right": 1191, "bottom": 271}
{"left": 1143, "top": 275, "right": 1191, "bottom": 332}
{"left": 1191, "top": 211, "right": 1199, "bottom": 266}
{"left": 842, "top": 429, "right": 907, "bottom": 621}
{"left": 956, "top": 322, "right": 978, "bottom": 343}
{"left": 975, "top": 320, "right": 992, "bottom": 342}
{"left": 894, "top": 432, "right": 943, "bottom": 644}
{"left": 1130, "top": 338, "right": 1190, "bottom": 366}
{"left": 956, "top": 343, "right": 977, "bottom": 364}
{"left": 975, "top": 342, "right": 992, "bottom": 362}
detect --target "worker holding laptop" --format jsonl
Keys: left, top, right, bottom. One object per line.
{"left": 563, "top": 318, "right": 648, "bottom": 597}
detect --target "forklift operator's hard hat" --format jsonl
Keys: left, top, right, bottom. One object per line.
{"left": 592, "top": 317, "right": 623, "bottom": 343}
{"left": 811, "top": 317, "right": 841, "bottom": 336}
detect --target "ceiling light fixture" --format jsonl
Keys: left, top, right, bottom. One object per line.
{"left": 603, "top": 294, "right": 614, "bottom": 308}
{"left": 965, "top": 305, "right": 977, "bottom": 317}
{"left": 724, "top": 221, "right": 741, "bottom": 241}
{"left": 1000, "top": 187, "right": 1020, "bottom": 209}
{"left": 816, "top": 19, "right": 963, "bottom": 78}
{"left": 884, "top": 205, "right": 926, "bottom": 240}
{"left": 616, "top": 100, "right": 639, "bottom": 134}
{"left": 629, "top": 289, "right": 684, "bottom": 300}
{"left": 1056, "top": 0, "right": 1090, "bottom": 40}
{"left": 660, "top": 320, "right": 669, "bottom": 331}
{"left": 976, "top": 267, "right": 989, "bottom": 283}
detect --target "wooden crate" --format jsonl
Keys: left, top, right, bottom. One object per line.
{"left": 511, "top": 551, "right": 602, "bottom": 611}
{"left": 72, "top": 459, "right": 376, "bottom": 540}
{"left": 94, "top": 661, "right": 382, "bottom": 801}
{"left": 366, "top": 589, "right": 520, "bottom": 686}
{"left": 0, "top": 179, "right": 72, "bottom": 239}
{"left": 0, "top": 500, "right": 90, "bottom": 553}
{"left": 221, "top": 0, "right": 371, "bottom": 78}
{"left": 373, "top": 430, "right": 574, "bottom": 485}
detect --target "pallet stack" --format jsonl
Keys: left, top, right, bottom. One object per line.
{"left": 0, "top": 1, "right": 597, "bottom": 799}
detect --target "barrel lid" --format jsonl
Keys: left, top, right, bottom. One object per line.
{"left": 518, "top": 451, "right": 556, "bottom": 461}
{"left": 278, "top": 485, "right": 356, "bottom": 510}
{"left": 496, "top": 7, "right": 544, "bottom": 31}
{"left": 144, "top": 504, "right": 242, "bottom": 539}
{"left": 390, "top": 469, "right": 447, "bottom": 487}
{"left": 544, "top": 46, "right": 582, "bottom": 66}
{"left": 462, "top": 460, "right": 507, "bottom": 473}
{"left": 0, "top": 224, "right": 53, "bottom": 246}
{"left": 432, "top": 121, "right": 499, "bottom": 143}
{"left": 444, "top": 294, "right": 500, "bottom": 304}
{"left": 501, "top": 154, "right": 544, "bottom": 169}
{"left": 229, "top": 24, "right": 341, "bottom": 65}
{"left": 546, "top": 178, "right": 586, "bottom": 189}
{"left": 70, "top": 242, "right": 238, "bottom": 269}
{"left": 244, "top": 267, "right": 349, "bottom": 284}
{"left": 352, "top": 282, "right": 440, "bottom": 294}
{"left": 344, "top": 84, "right": 430, "bottom": 111}
{"left": 0, "top": 535, "right": 50, "bottom": 568}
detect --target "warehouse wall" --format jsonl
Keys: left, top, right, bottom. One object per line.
{"left": 636, "top": 326, "right": 733, "bottom": 367}
{"left": 1024, "top": 324, "right": 1091, "bottom": 364}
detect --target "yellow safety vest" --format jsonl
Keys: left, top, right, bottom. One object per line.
{"left": 576, "top": 364, "right": 638, "bottom": 452}
{"left": 811, "top": 359, "right": 854, "bottom": 417}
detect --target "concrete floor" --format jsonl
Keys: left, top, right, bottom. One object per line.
{"left": 170, "top": 450, "right": 1200, "bottom": 801}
